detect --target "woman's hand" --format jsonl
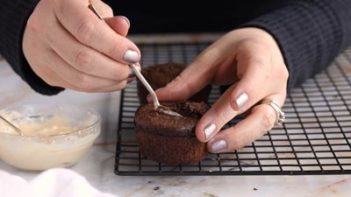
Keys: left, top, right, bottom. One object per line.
{"left": 23, "top": 0, "right": 141, "bottom": 92}
{"left": 156, "top": 28, "right": 289, "bottom": 153}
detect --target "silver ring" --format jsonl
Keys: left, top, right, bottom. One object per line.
{"left": 261, "top": 99, "right": 285, "bottom": 126}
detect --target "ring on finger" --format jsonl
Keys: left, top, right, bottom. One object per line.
{"left": 260, "top": 99, "right": 285, "bottom": 126}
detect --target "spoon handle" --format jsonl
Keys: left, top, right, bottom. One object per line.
{"left": 129, "top": 64, "right": 160, "bottom": 109}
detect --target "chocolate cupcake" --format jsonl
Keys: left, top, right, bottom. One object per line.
{"left": 134, "top": 101, "right": 209, "bottom": 165}
{"left": 137, "top": 63, "right": 212, "bottom": 104}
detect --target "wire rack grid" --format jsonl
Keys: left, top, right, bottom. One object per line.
{"left": 115, "top": 42, "right": 351, "bottom": 176}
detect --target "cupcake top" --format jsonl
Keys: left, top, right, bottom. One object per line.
{"left": 140, "top": 63, "right": 185, "bottom": 89}
{"left": 137, "top": 63, "right": 212, "bottom": 104}
{"left": 134, "top": 102, "right": 209, "bottom": 137}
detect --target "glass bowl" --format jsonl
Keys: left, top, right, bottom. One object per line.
{"left": 0, "top": 104, "right": 101, "bottom": 171}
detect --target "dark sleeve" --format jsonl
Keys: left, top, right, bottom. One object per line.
{"left": 242, "top": 0, "right": 351, "bottom": 91}
{"left": 0, "top": 0, "right": 64, "bottom": 95}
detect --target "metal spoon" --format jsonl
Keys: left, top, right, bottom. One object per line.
{"left": 0, "top": 115, "right": 23, "bottom": 135}
{"left": 88, "top": 1, "right": 182, "bottom": 117}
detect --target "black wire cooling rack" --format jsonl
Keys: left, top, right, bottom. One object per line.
{"left": 114, "top": 42, "right": 351, "bottom": 176}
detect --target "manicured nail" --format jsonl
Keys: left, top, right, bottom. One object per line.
{"left": 236, "top": 92, "right": 249, "bottom": 109}
{"left": 123, "top": 50, "right": 139, "bottom": 63}
{"left": 204, "top": 123, "right": 216, "bottom": 140}
{"left": 211, "top": 140, "right": 227, "bottom": 153}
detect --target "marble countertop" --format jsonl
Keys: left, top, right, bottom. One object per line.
{"left": 1, "top": 46, "right": 351, "bottom": 196}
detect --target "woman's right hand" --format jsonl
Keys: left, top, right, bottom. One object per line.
{"left": 23, "top": 0, "right": 141, "bottom": 92}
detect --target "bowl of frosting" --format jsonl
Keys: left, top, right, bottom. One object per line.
{"left": 0, "top": 104, "right": 101, "bottom": 171}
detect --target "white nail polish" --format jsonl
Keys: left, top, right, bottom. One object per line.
{"left": 204, "top": 123, "right": 216, "bottom": 140}
{"left": 236, "top": 92, "right": 249, "bottom": 109}
{"left": 123, "top": 50, "right": 139, "bottom": 63}
{"left": 211, "top": 140, "right": 227, "bottom": 153}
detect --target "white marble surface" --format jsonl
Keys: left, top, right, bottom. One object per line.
{"left": 0, "top": 55, "right": 351, "bottom": 196}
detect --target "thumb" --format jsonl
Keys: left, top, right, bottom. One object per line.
{"left": 155, "top": 42, "right": 228, "bottom": 102}
{"left": 105, "top": 16, "right": 130, "bottom": 37}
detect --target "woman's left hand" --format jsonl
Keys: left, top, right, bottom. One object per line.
{"left": 155, "top": 28, "right": 289, "bottom": 153}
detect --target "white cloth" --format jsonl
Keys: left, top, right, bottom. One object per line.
{"left": 0, "top": 168, "right": 116, "bottom": 197}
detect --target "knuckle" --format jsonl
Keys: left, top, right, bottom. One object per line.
{"left": 76, "top": 19, "right": 96, "bottom": 43}
{"left": 74, "top": 74, "right": 92, "bottom": 90}
{"left": 35, "top": 68, "right": 61, "bottom": 88}
{"left": 273, "top": 64, "right": 289, "bottom": 90}
{"left": 75, "top": 49, "right": 93, "bottom": 70}
{"left": 279, "top": 64, "right": 289, "bottom": 81}
{"left": 26, "top": 15, "right": 41, "bottom": 34}
{"left": 40, "top": 73, "right": 57, "bottom": 87}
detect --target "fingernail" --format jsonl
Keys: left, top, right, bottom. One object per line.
{"left": 123, "top": 50, "right": 139, "bottom": 63}
{"left": 120, "top": 16, "right": 130, "bottom": 27}
{"left": 203, "top": 123, "right": 216, "bottom": 140}
{"left": 236, "top": 92, "right": 249, "bottom": 109}
{"left": 211, "top": 139, "right": 227, "bottom": 153}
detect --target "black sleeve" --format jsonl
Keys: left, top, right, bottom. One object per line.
{"left": 0, "top": 0, "right": 64, "bottom": 95}
{"left": 242, "top": 0, "right": 351, "bottom": 91}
